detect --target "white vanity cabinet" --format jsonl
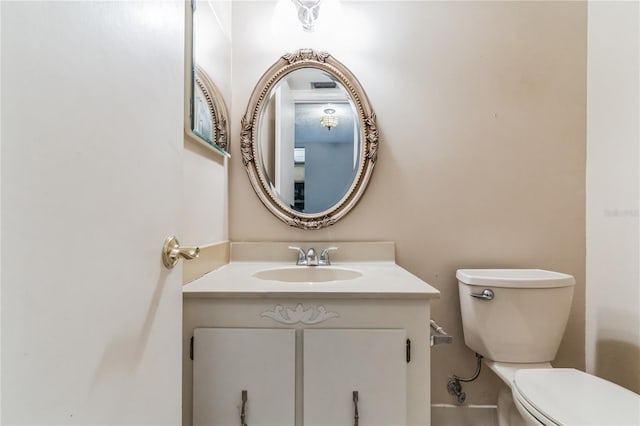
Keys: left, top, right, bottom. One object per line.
{"left": 303, "top": 329, "right": 407, "bottom": 425}
{"left": 183, "top": 298, "right": 433, "bottom": 426}
{"left": 192, "top": 327, "right": 407, "bottom": 426}
{"left": 192, "top": 328, "right": 296, "bottom": 426}
{"left": 182, "top": 241, "right": 440, "bottom": 426}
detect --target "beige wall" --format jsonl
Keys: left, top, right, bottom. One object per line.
{"left": 184, "top": 0, "right": 231, "bottom": 280}
{"left": 229, "top": 1, "right": 587, "bottom": 404}
{"left": 586, "top": 1, "right": 639, "bottom": 393}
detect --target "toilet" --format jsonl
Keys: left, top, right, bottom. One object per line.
{"left": 457, "top": 269, "right": 640, "bottom": 426}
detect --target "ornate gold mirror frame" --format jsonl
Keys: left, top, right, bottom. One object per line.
{"left": 241, "top": 49, "right": 378, "bottom": 230}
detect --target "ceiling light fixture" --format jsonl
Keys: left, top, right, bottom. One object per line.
{"left": 320, "top": 107, "right": 338, "bottom": 131}
{"left": 292, "top": 0, "right": 322, "bottom": 32}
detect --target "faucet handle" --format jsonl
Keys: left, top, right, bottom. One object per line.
{"left": 319, "top": 246, "right": 339, "bottom": 265}
{"left": 288, "top": 246, "right": 307, "bottom": 265}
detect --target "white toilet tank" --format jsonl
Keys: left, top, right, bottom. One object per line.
{"left": 457, "top": 269, "right": 575, "bottom": 363}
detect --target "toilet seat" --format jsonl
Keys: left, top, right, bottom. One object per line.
{"left": 513, "top": 368, "right": 640, "bottom": 426}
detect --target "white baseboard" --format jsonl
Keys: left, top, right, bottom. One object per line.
{"left": 431, "top": 404, "right": 498, "bottom": 426}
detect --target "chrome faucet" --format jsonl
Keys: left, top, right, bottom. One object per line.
{"left": 306, "top": 248, "right": 318, "bottom": 266}
{"left": 288, "top": 246, "right": 338, "bottom": 266}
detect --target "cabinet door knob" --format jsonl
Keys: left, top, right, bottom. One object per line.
{"left": 353, "top": 390, "right": 359, "bottom": 426}
{"left": 240, "top": 390, "right": 248, "bottom": 426}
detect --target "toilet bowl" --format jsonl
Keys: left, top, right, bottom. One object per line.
{"left": 513, "top": 368, "right": 640, "bottom": 426}
{"left": 457, "top": 269, "right": 640, "bottom": 426}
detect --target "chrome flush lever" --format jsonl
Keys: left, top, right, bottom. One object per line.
{"left": 470, "top": 289, "right": 495, "bottom": 301}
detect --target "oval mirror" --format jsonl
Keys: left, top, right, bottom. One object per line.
{"left": 241, "top": 49, "right": 378, "bottom": 230}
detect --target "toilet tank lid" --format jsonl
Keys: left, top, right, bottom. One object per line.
{"left": 456, "top": 269, "right": 575, "bottom": 288}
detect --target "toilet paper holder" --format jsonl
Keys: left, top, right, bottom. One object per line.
{"left": 430, "top": 320, "right": 453, "bottom": 346}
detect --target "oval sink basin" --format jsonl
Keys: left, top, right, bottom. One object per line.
{"left": 253, "top": 267, "right": 362, "bottom": 283}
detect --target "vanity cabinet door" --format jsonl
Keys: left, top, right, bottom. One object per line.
{"left": 192, "top": 328, "right": 295, "bottom": 426}
{"left": 303, "top": 329, "right": 407, "bottom": 426}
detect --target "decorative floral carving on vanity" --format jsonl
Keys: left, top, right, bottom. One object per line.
{"left": 261, "top": 303, "right": 339, "bottom": 325}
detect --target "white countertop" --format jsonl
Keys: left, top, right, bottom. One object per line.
{"left": 183, "top": 242, "right": 440, "bottom": 299}
{"left": 183, "top": 261, "right": 440, "bottom": 299}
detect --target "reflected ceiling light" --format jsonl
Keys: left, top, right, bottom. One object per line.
{"left": 292, "top": 0, "right": 322, "bottom": 32}
{"left": 320, "top": 107, "right": 338, "bottom": 130}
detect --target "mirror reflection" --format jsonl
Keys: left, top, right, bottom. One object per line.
{"left": 188, "top": 0, "right": 229, "bottom": 154}
{"left": 193, "top": 67, "right": 216, "bottom": 143}
{"left": 258, "top": 68, "right": 361, "bottom": 214}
